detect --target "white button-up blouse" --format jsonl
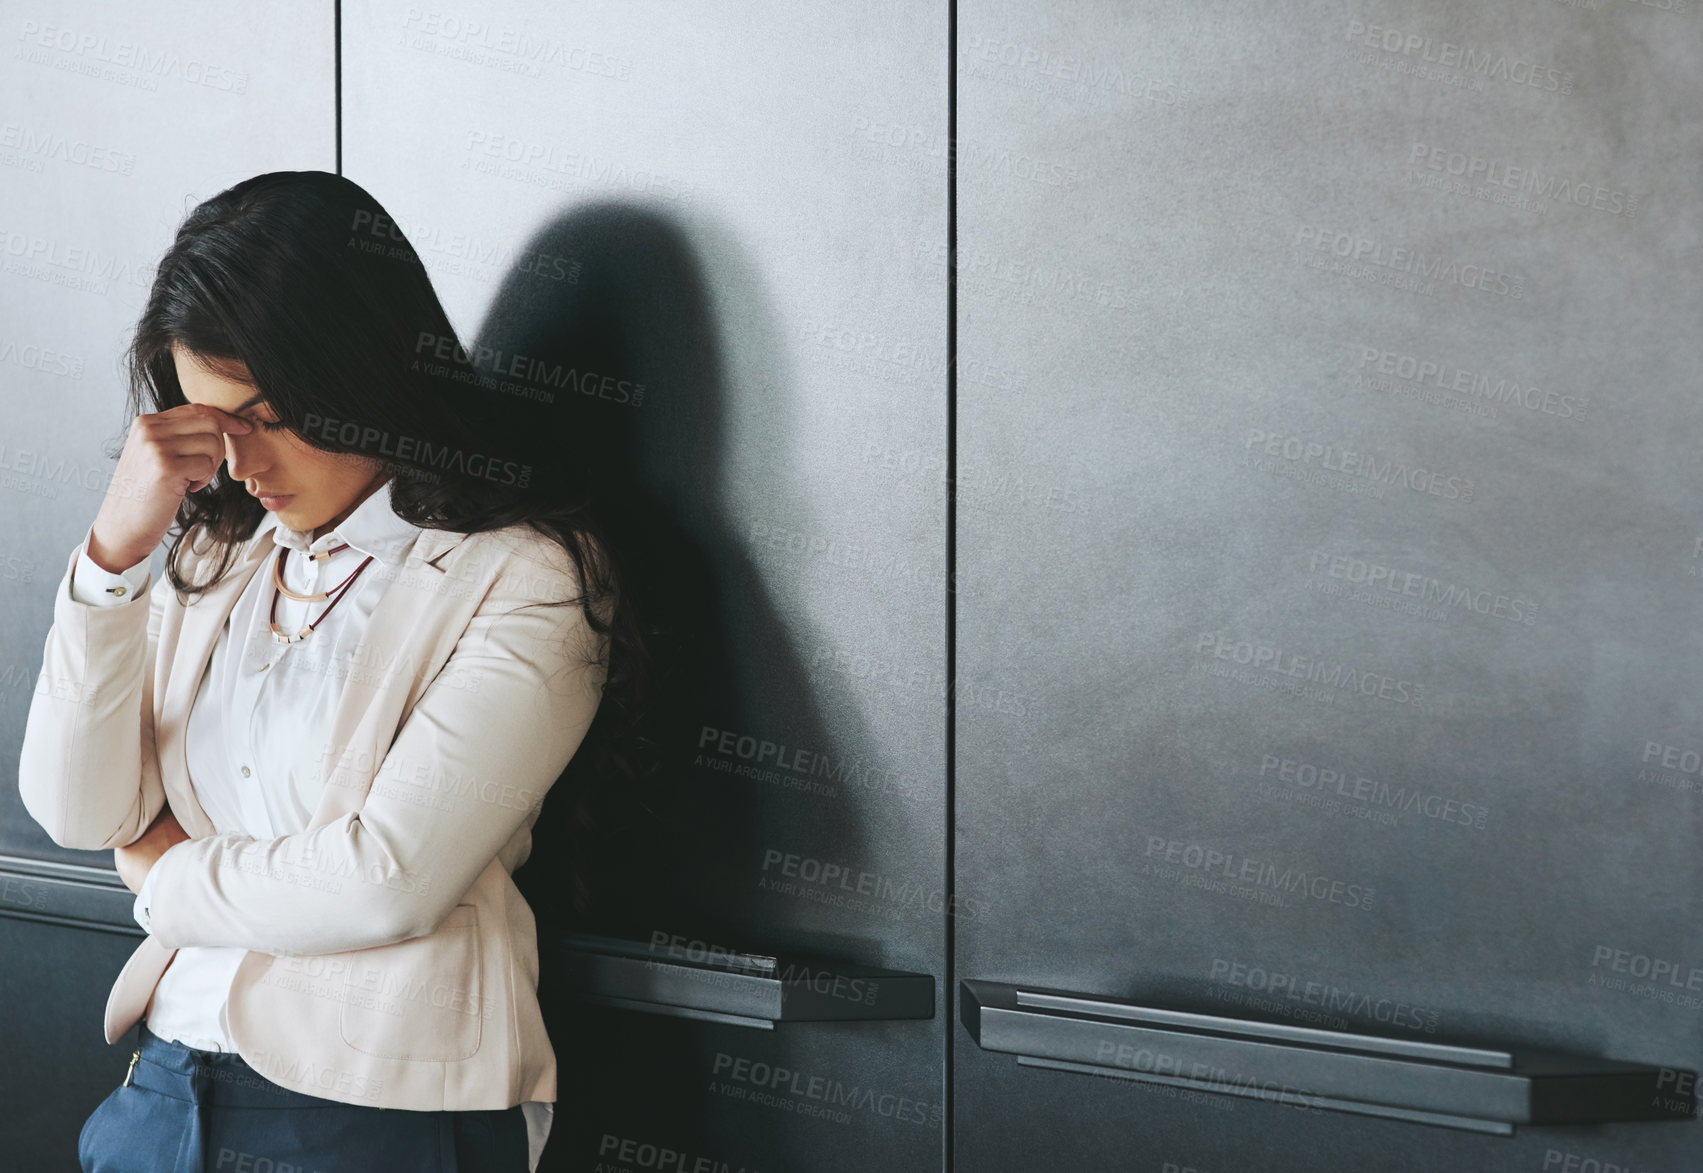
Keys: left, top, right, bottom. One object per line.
{"left": 71, "top": 483, "right": 553, "bottom": 1169}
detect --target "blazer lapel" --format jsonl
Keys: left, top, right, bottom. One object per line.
{"left": 307, "top": 526, "right": 468, "bottom": 829}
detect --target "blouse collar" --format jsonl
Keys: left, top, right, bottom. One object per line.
{"left": 255, "top": 480, "right": 425, "bottom": 567}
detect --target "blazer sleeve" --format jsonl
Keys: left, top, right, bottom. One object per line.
{"left": 138, "top": 543, "right": 610, "bottom": 955}
{"left": 17, "top": 535, "right": 170, "bottom": 851}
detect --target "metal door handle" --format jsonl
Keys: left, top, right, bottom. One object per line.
{"left": 960, "top": 979, "right": 1695, "bottom": 1134}
{"left": 554, "top": 932, "right": 934, "bottom": 1028}
{"left": 0, "top": 853, "right": 143, "bottom": 934}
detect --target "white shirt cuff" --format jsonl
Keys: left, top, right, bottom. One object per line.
{"left": 71, "top": 529, "right": 150, "bottom": 607}
{"left": 133, "top": 860, "right": 161, "bottom": 933}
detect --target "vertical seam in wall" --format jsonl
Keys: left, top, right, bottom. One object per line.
{"left": 334, "top": 0, "right": 343, "bottom": 174}
{"left": 944, "top": 0, "right": 957, "bottom": 1168}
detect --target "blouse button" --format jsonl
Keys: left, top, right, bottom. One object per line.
{"left": 241, "top": 766, "right": 252, "bottom": 778}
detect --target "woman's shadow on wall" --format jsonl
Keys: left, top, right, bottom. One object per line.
{"left": 481, "top": 202, "right": 876, "bottom": 1166}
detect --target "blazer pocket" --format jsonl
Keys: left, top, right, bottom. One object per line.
{"left": 339, "top": 902, "right": 483, "bottom": 1062}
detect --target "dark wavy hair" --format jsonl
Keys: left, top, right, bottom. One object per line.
{"left": 112, "top": 170, "right": 670, "bottom": 918}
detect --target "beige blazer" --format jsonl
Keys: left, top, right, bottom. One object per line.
{"left": 17, "top": 516, "right": 608, "bottom": 1111}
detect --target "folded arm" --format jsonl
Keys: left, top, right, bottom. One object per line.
{"left": 136, "top": 549, "right": 609, "bottom": 956}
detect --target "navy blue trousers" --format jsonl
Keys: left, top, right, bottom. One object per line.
{"left": 79, "top": 1022, "right": 529, "bottom": 1173}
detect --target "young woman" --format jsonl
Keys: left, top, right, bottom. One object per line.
{"left": 17, "top": 171, "right": 659, "bottom": 1173}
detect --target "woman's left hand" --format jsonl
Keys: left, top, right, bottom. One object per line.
{"left": 114, "top": 805, "right": 191, "bottom": 894}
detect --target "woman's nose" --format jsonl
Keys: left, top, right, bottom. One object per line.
{"left": 223, "top": 432, "right": 265, "bottom": 482}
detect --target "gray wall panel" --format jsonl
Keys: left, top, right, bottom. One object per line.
{"left": 0, "top": 2, "right": 336, "bottom": 864}
{"left": 0, "top": 915, "right": 151, "bottom": 1173}
{"left": 955, "top": 1, "right": 1702, "bottom": 1168}
{"left": 343, "top": 3, "right": 947, "bottom": 1169}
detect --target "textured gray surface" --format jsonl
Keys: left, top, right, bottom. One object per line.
{"left": 955, "top": 1, "right": 1703, "bottom": 1169}
{"left": 4, "top": 1, "right": 1699, "bottom": 1169}
{"left": 341, "top": 2, "right": 948, "bottom": 1170}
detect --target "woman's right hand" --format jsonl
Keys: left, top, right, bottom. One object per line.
{"left": 114, "top": 804, "right": 192, "bottom": 895}
{"left": 85, "top": 403, "right": 254, "bottom": 574}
